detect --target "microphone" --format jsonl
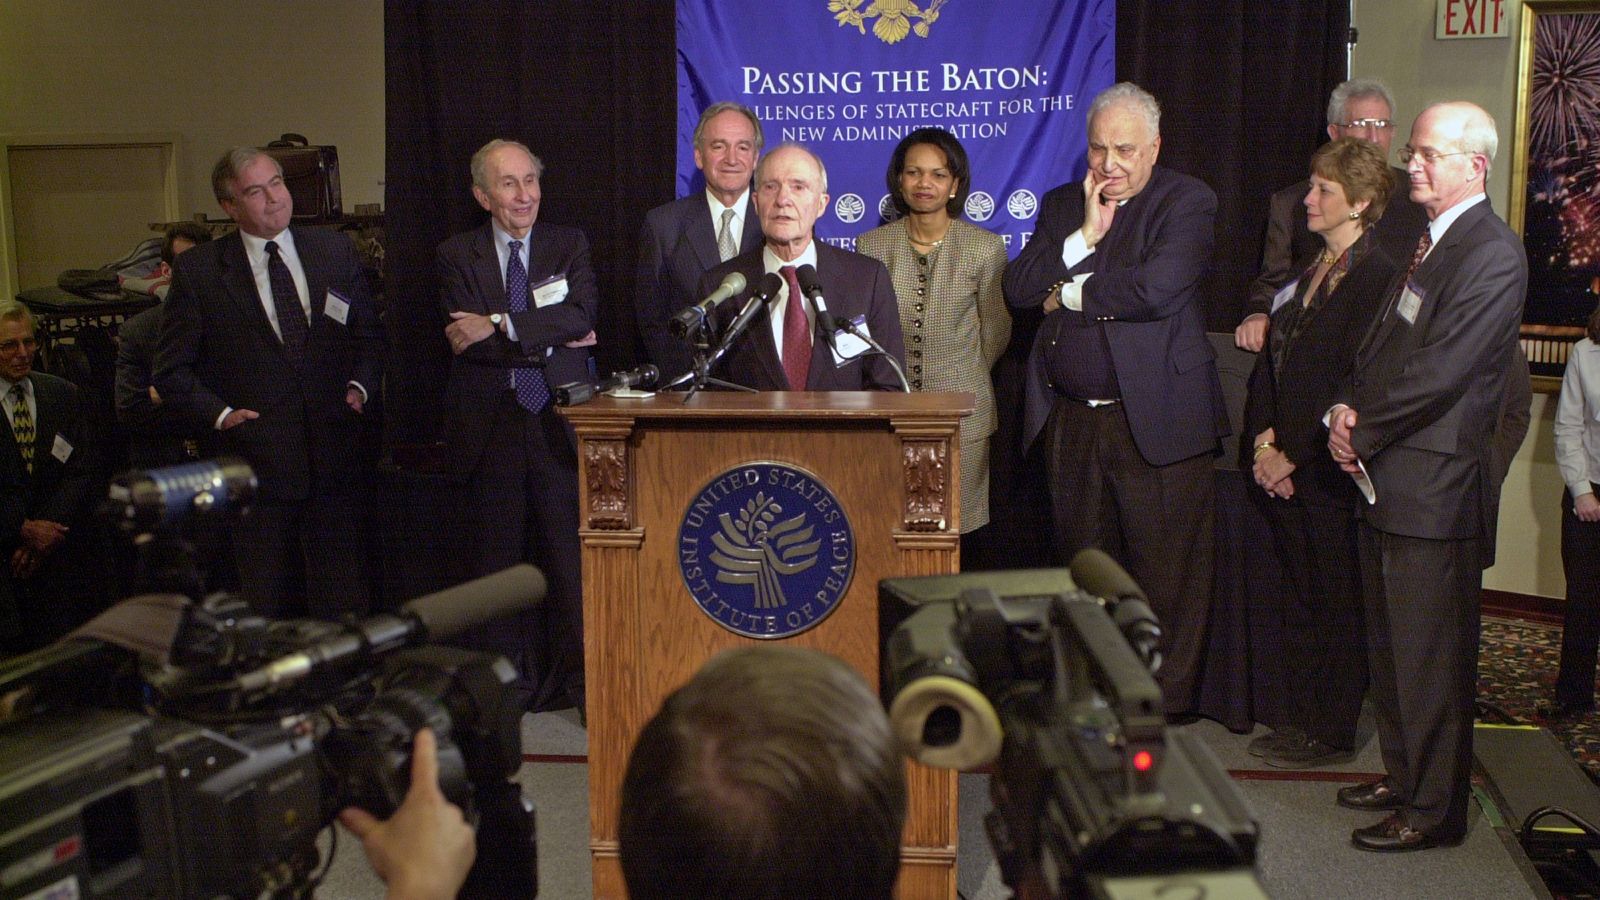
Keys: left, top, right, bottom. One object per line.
{"left": 554, "top": 364, "right": 661, "bottom": 406}
{"left": 1068, "top": 548, "right": 1162, "bottom": 671}
{"left": 707, "top": 272, "right": 784, "bottom": 368}
{"left": 104, "top": 457, "right": 258, "bottom": 533}
{"left": 670, "top": 271, "right": 747, "bottom": 337}
{"left": 233, "top": 564, "right": 547, "bottom": 693}
{"left": 793, "top": 264, "right": 838, "bottom": 347}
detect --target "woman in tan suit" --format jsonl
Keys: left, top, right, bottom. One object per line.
{"left": 857, "top": 128, "right": 1010, "bottom": 536}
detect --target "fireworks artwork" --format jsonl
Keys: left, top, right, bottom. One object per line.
{"left": 1522, "top": 10, "right": 1600, "bottom": 347}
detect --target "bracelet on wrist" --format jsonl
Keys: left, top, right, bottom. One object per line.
{"left": 1252, "top": 441, "right": 1277, "bottom": 460}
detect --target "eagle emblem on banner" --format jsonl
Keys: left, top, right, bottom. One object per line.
{"left": 829, "top": 0, "right": 949, "bottom": 44}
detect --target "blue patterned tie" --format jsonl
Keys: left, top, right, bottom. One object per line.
{"left": 265, "top": 241, "right": 308, "bottom": 365}
{"left": 505, "top": 240, "right": 549, "bottom": 412}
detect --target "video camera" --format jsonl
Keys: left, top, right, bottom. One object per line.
{"left": 0, "top": 459, "right": 541, "bottom": 899}
{"left": 880, "top": 550, "right": 1266, "bottom": 899}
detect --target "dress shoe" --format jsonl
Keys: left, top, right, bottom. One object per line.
{"left": 1247, "top": 726, "right": 1304, "bottom": 758}
{"left": 1263, "top": 733, "right": 1350, "bottom": 769}
{"left": 1536, "top": 698, "right": 1596, "bottom": 720}
{"left": 1351, "top": 813, "right": 1458, "bottom": 853}
{"left": 1337, "top": 780, "right": 1403, "bottom": 811}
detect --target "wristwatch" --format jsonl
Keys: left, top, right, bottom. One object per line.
{"left": 488, "top": 313, "right": 505, "bottom": 330}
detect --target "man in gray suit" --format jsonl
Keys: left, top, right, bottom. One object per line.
{"left": 1327, "top": 102, "right": 1526, "bottom": 852}
{"left": 635, "top": 102, "right": 764, "bottom": 380}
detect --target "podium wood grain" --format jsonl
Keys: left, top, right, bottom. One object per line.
{"left": 560, "top": 392, "right": 971, "bottom": 899}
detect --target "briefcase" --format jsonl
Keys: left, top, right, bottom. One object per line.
{"left": 261, "top": 133, "right": 342, "bottom": 220}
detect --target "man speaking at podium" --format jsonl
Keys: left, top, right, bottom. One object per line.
{"left": 697, "top": 143, "right": 905, "bottom": 392}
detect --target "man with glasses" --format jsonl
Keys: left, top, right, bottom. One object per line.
{"left": 1326, "top": 102, "right": 1526, "bottom": 852}
{"left": 0, "top": 302, "right": 97, "bottom": 653}
{"left": 1235, "top": 78, "right": 1426, "bottom": 351}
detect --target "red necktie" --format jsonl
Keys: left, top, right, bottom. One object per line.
{"left": 779, "top": 265, "right": 811, "bottom": 390}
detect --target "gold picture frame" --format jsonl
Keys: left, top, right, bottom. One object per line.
{"left": 1510, "top": 0, "right": 1600, "bottom": 392}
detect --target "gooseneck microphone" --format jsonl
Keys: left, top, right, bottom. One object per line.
{"left": 793, "top": 264, "right": 839, "bottom": 349}
{"left": 706, "top": 272, "right": 785, "bottom": 368}
{"left": 555, "top": 364, "right": 661, "bottom": 406}
{"left": 670, "top": 271, "right": 747, "bottom": 337}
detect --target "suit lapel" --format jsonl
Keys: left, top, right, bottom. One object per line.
{"left": 295, "top": 226, "right": 329, "bottom": 320}
{"left": 221, "top": 234, "right": 292, "bottom": 363}
{"left": 741, "top": 255, "right": 786, "bottom": 388}
{"left": 472, "top": 224, "right": 509, "bottom": 312}
{"left": 685, "top": 199, "right": 721, "bottom": 274}
{"left": 740, "top": 196, "right": 762, "bottom": 256}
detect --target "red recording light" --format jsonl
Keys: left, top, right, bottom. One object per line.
{"left": 1133, "top": 750, "right": 1154, "bottom": 772}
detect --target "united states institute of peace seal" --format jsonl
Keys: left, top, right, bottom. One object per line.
{"left": 677, "top": 462, "right": 856, "bottom": 639}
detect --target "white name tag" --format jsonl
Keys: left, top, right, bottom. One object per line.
{"left": 831, "top": 316, "right": 871, "bottom": 364}
{"left": 1397, "top": 282, "right": 1423, "bottom": 325}
{"left": 51, "top": 434, "right": 72, "bottom": 463}
{"left": 324, "top": 289, "right": 351, "bottom": 325}
{"left": 531, "top": 275, "right": 569, "bottom": 309}
{"left": 1271, "top": 279, "right": 1298, "bottom": 314}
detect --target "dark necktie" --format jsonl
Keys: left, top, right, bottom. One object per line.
{"left": 265, "top": 240, "right": 308, "bottom": 365}
{"left": 779, "top": 265, "right": 811, "bottom": 390}
{"left": 505, "top": 240, "right": 550, "bottom": 412}
{"left": 10, "top": 383, "right": 32, "bottom": 474}
{"left": 1404, "top": 230, "right": 1434, "bottom": 281}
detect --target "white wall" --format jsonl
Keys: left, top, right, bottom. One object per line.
{"left": 0, "top": 0, "right": 384, "bottom": 294}
{"left": 1353, "top": 0, "right": 1564, "bottom": 598}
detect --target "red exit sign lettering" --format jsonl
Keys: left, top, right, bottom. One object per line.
{"left": 1437, "top": 0, "right": 1509, "bottom": 39}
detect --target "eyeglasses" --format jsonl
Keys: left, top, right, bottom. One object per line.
{"left": 1397, "top": 146, "right": 1475, "bottom": 165}
{"left": 1338, "top": 118, "right": 1394, "bottom": 130}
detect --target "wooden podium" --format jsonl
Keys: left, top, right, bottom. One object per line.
{"left": 560, "top": 391, "right": 971, "bottom": 900}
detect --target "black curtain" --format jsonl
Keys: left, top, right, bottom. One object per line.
{"left": 1119, "top": 2, "right": 1349, "bottom": 330}
{"left": 384, "top": 0, "right": 674, "bottom": 446}
{"left": 384, "top": 0, "right": 1347, "bottom": 445}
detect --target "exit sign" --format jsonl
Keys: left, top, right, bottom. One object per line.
{"left": 1437, "top": 0, "right": 1509, "bottom": 38}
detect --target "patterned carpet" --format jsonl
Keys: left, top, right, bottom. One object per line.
{"left": 1479, "top": 615, "right": 1600, "bottom": 775}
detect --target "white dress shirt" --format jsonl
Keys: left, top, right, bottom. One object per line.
{"left": 239, "top": 228, "right": 311, "bottom": 339}
{"left": 1557, "top": 337, "right": 1600, "bottom": 498}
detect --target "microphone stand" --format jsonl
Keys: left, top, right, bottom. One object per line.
{"left": 663, "top": 308, "right": 759, "bottom": 402}
{"left": 832, "top": 316, "right": 911, "bottom": 393}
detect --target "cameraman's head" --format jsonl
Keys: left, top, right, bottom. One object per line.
{"left": 619, "top": 645, "right": 907, "bottom": 900}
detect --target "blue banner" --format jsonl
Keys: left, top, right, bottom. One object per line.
{"left": 676, "top": 0, "right": 1114, "bottom": 256}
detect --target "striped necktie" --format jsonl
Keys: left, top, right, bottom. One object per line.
{"left": 10, "top": 383, "right": 33, "bottom": 474}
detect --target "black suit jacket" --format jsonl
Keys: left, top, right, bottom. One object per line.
{"left": 437, "top": 221, "right": 598, "bottom": 481}
{"left": 1245, "top": 168, "right": 1427, "bottom": 319}
{"left": 116, "top": 304, "right": 201, "bottom": 469}
{"left": 1340, "top": 200, "right": 1527, "bottom": 542}
{"left": 155, "top": 227, "right": 384, "bottom": 502}
{"left": 1005, "top": 166, "right": 1228, "bottom": 467}
{"left": 636, "top": 193, "right": 762, "bottom": 378}
{"left": 1242, "top": 233, "right": 1399, "bottom": 506}
{"left": 697, "top": 241, "right": 906, "bottom": 391}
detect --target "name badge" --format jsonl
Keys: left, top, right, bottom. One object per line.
{"left": 831, "top": 316, "right": 871, "bottom": 364}
{"left": 51, "top": 434, "right": 72, "bottom": 463}
{"left": 531, "top": 275, "right": 569, "bottom": 309}
{"left": 1396, "top": 281, "right": 1423, "bottom": 325}
{"left": 1271, "top": 279, "right": 1298, "bottom": 314}
{"left": 325, "top": 289, "right": 351, "bottom": 325}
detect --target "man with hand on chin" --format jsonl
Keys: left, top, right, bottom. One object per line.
{"left": 1004, "top": 82, "right": 1226, "bottom": 721}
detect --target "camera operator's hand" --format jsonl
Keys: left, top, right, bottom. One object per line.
{"left": 19, "top": 519, "right": 67, "bottom": 557}
{"left": 338, "top": 728, "right": 476, "bottom": 900}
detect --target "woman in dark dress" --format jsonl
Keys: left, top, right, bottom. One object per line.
{"left": 1243, "top": 137, "right": 1400, "bottom": 768}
